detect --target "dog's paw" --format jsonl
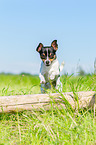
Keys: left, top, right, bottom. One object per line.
{"left": 50, "top": 75, "right": 55, "bottom": 80}
{"left": 40, "top": 80, "right": 46, "bottom": 84}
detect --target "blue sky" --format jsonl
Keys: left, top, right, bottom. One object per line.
{"left": 0, "top": 0, "right": 96, "bottom": 75}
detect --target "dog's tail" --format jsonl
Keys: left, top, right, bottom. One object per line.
{"left": 59, "top": 61, "right": 65, "bottom": 72}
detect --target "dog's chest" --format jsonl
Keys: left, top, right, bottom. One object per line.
{"left": 40, "top": 59, "right": 60, "bottom": 81}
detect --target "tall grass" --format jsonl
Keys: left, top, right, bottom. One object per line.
{"left": 0, "top": 74, "right": 96, "bottom": 144}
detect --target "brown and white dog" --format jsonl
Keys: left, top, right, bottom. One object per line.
{"left": 36, "top": 40, "right": 64, "bottom": 93}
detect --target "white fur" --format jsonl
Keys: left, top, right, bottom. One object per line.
{"left": 39, "top": 58, "right": 64, "bottom": 93}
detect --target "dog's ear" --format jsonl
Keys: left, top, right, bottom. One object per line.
{"left": 36, "top": 43, "right": 43, "bottom": 52}
{"left": 51, "top": 40, "right": 58, "bottom": 51}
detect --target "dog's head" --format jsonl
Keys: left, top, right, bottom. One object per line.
{"left": 36, "top": 40, "right": 58, "bottom": 66}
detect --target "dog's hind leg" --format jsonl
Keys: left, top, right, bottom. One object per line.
{"left": 41, "top": 82, "right": 51, "bottom": 93}
{"left": 45, "top": 82, "right": 51, "bottom": 89}
{"left": 41, "top": 84, "right": 46, "bottom": 93}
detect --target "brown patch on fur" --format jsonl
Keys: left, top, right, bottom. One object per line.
{"left": 43, "top": 53, "right": 45, "bottom": 56}
{"left": 41, "top": 58, "right": 46, "bottom": 62}
{"left": 49, "top": 55, "right": 56, "bottom": 62}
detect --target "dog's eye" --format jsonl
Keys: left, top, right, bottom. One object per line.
{"left": 41, "top": 53, "right": 46, "bottom": 59}
{"left": 49, "top": 53, "right": 54, "bottom": 59}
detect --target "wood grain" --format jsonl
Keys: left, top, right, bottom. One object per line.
{"left": 0, "top": 91, "right": 95, "bottom": 112}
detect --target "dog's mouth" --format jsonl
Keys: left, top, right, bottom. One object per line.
{"left": 46, "top": 64, "right": 50, "bottom": 66}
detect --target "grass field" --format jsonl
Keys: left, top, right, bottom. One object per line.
{"left": 0, "top": 74, "right": 96, "bottom": 144}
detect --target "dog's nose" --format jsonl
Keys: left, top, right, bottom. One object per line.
{"left": 46, "top": 60, "right": 49, "bottom": 65}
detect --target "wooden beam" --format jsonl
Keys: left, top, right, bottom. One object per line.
{"left": 0, "top": 91, "right": 95, "bottom": 113}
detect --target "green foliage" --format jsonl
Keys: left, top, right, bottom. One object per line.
{"left": 0, "top": 74, "right": 96, "bottom": 144}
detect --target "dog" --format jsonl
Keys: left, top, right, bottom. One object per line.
{"left": 36, "top": 40, "right": 64, "bottom": 93}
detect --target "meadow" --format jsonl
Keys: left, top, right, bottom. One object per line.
{"left": 0, "top": 74, "right": 96, "bottom": 144}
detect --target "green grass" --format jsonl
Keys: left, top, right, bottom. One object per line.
{"left": 0, "top": 74, "right": 40, "bottom": 96}
{"left": 0, "top": 74, "right": 96, "bottom": 144}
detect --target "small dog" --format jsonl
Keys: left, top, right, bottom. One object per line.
{"left": 36, "top": 40, "right": 64, "bottom": 93}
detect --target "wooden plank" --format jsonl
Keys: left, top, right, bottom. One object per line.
{"left": 0, "top": 91, "right": 95, "bottom": 113}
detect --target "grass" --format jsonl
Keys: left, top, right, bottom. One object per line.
{"left": 0, "top": 74, "right": 96, "bottom": 144}
{"left": 0, "top": 74, "right": 40, "bottom": 96}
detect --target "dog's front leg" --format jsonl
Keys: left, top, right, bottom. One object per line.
{"left": 39, "top": 73, "right": 46, "bottom": 84}
{"left": 39, "top": 73, "right": 46, "bottom": 93}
